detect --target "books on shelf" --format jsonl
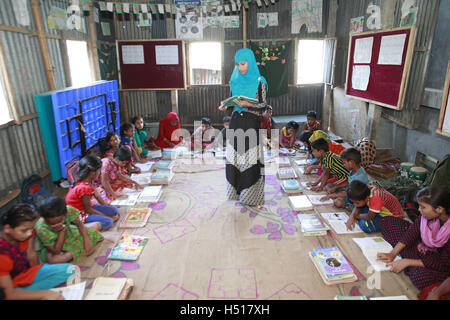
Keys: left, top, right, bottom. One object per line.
{"left": 154, "top": 160, "right": 175, "bottom": 170}
{"left": 110, "top": 193, "right": 141, "bottom": 206}
{"left": 220, "top": 95, "right": 259, "bottom": 108}
{"left": 352, "top": 237, "right": 401, "bottom": 272}
{"left": 84, "top": 277, "right": 134, "bottom": 300}
{"left": 288, "top": 195, "right": 313, "bottom": 211}
{"left": 309, "top": 247, "right": 358, "bottom": 285}
{"left": 307, "top": 194, "right": 335, "bottom": 206}
{"left": 131, "top": 172, "right": 153, "bottom": 185}
{"left": 281, "top": 179, "right": 303, "bottom": 194}
{"left": 277, "top": 167, "right": 297, "bottom": 179}
{"left": 119, "top": 208, "right": 152, "bottom": 228}
{"left": 297, "top": 213, "right": 330, "bottom": 236}
{"left": 278, "top": 157, "right": 291, "bottom": 167}
{"left": 320, "top": 212, "right": 364, "bottom": 234}
{"left": 108, "top": 234, "right": 149, "bottom": 261}
{"left": 135, "top": 162, "right": 154, "bottom": 172}
{"left": 137, "top": 185, "right": 162, "bottom": 203}
{"left": 51, "top": 281, "right": 86, "bottom": 300}
{"left": 151, "top": 169, "right": 174, "bottom": 185}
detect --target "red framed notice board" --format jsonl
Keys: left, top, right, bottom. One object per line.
{"left": 437, "top": 60, "right": 450, "bottom": 138}
{"left": 345, "top": 26, "right": 417, "bottom": 110}
{"left": 117, "top": 39, "right": 186, "bottom": 90}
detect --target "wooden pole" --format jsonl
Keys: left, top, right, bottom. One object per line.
{"left": 242, "top": 6, "right": 247, "bottom": 48}
{"left": 31, "top": 0, "right": 56, "bottom": 91}
{"left": 88, "top": 1, "right": 101, "bottom": 81}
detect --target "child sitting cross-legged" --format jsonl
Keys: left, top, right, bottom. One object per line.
{"left": 120, "top": 122, "right": 147, "bottom": 164}
{"left": 280, "top": 121, "right": 300, "bottom": 150}
{"left": 306, "top": 138, "right": 349, "bottom": 193}
{"left": 320, "top": 148, "right": 369, "bottom": 206}
{"left": 35, "top": 196, "right": 103, "bottom": 264}
{"left": 303, "top": 110, "right": 321, "bottom": 133}
{"left": 345, "top": 180, "right": 405, "bottom": 234}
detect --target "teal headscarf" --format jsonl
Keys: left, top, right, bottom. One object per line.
{"left": 229, "top": 48, "right": 268, "bottom": 113}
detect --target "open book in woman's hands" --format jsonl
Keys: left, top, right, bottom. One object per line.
{"left": 220, "top": 96, "right": 260, "bottom": 108}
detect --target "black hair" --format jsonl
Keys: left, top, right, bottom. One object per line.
{"left": 416, "top": 185, "right": 450, "bottom": 215}
{"left": 201, "top": 117, "right": 211, "bottom": 125}
{"left": 131, "top": 116, "right": 144, "bottom": 133}
{"left": 347, "top": 180, "right": 371, "bottom": 201}
{"left": 86, "top": 146, "right": 101, "bottom": 159}
{"left": 306, "top": 110, "right": 317, "bottom": 119}
{"left": 265, "top": 105, "right": 273, "bottom": 111}
{"left": 222, "top": 116, "right": 231, "bottom": 123}
{"left": 114, "top": 146, "right": 132, "bottom": 162}
{"left": 38, "top": 196, "right": 66, "bottom": 219}
{"left": 0, "top": 286, "right": 5, "bottom": 300}
{"left": 0, "top": 203, "right": 39, "bottom": 229}
{"left": 299, "top": 131, "right": 313, "bottom": 152}
{"left": 340, "top": 148, "right": 361, "bottom": 164}
{"left": 310, "top": 138, "right": 329, "bottom": 152}
{"left": 120, "top": 122, "right": 134, "bottom": 136}
{"left": 286, "top": 121, "right": 299, "bottom": 131}
{"left": 75, "top": 155, "right": 102, "bottom": 186}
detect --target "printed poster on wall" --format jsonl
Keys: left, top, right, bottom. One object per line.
{"left": 352, "top": 65, "right": 371, "bottom": 91}
{"left": 353, "top": 37, "right": 373, "bottom": 64}
{"left": 122, "top": 45, "right": 145, "bottom": 64}
{"left": 257, "top": 13, "right": 278, "bottom": 28}
{"left": 291, "top": 0, "right": 323, "bottom": 34}
{"left": 350, "top": 16, "right": 364, "bottom": 34}
{"left": 176, "top": 11, "right": 203, "bottom": 40}
{"left": 223, "top": 16, "right": 239, "bottom": 28}
{"left": 155, "top": 45, "right": 179, "bottom": 65}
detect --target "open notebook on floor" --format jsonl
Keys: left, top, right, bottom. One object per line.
{"left": 110, "top": 192, "right": 141, "bottom": 206}
{"left": 300, "top": 182, "right": 326, "bottom": 194}
{"left": 137, "top": 185, "right": 162, "bottom": 203}
{"left": 320, "top": 212, "right": 364, "bottom": 234}
{"left": 135, "top": 162, "right": 154, "bottom": 172}
{"left": 85, "top": 277, "right": 134, "bottom": 300}
{"left": 131, "top": 172, "right": 153, "bottom": 185}
{"left": 298, "top": 167, "right": 318, "bottom": 175}
{"left": 307, "top": 194, "right": 335, "bottom": 206}
{"left": 294, "top": 159, "right": 314, "bottom": 166}
{"left": 51, "top": 281, "right": 86, "bottom": 300}
{"left": 352, "top": 237, "right": 401, "bottom": 272}
{"left": 288, "top": 195, "right": 313, "bottom": 211}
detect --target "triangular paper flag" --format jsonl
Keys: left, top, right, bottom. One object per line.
{"left": 106, "top": 2, "right": 114, "bottom": 12}
{"left": 132, "top": 3, "right": 140, "bottom": 14}
{"left": 115, "top": 3, "right": 123, "bottom": 14}
{"left": 256, "top": 0, "right": 262, "bottom": 7}
{"left": 99, "top": 1, "right": 107, "bottom": 11}
{"left": 158, "top": 4, "right": 165, "bottom": 14}
{"left": 171, "top": 4, "right": 177, "bottom": 15}
{"left": 270, "top": 0, "right": 275, "bottom": 3}
{"left": 141, "top": 4, "right": 148, "bottom": 13}
{"left": 81, "top": 0, "right": 90, "bottom": 11}
{"left": 149, "top": 4, "right": 157, "bottom": 14}
{"left": 224, "top": 5, "right": 230, "bottom": 13}
{"left": 194, "top": 6, "right": 200, "bottom": 14}
{"left": 264, "top": 0, "right": 269, "bottom": 6}
{"left": 217, "top": 5, "right": 223, "bottom": 14}
{"left": 123, "top": 3, "right": 129, "bottom": 13}
{"left": 202, "top": 5, "right": 207, "bottom": 15}
{"left": 180, "top": 4, "right": 186, "bottom": 13}
{"left": 165, "top": 4, "right": 171, "bottom": 14}
{"left": 231, "top": 0, "right": 237, "bottom": 12}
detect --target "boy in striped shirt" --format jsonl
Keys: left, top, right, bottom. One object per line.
{"left": 306, "top": 138, "right": 349, "bottom": 192}
{"left": 346, "top": 180, "right": 405, "bottom": 233}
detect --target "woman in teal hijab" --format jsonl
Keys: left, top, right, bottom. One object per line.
{"left": 219, "top": 48, "right": 269, "bottom": 207}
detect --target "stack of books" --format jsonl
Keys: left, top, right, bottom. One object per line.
{"left": 281, "top": 179, "right": 303, "bottom": 194}
{"left": 309, "top": 247, "right": 358, "bottom": 285}
{"left": 288, "top": 195, "right": 313, "bottom": 211}
{"left": 85, "top": 277, "right": 134, "bottom": 300}
{"left": 151, "top": 169, "right": 174, "bottom": 185}
{"left": 320, "top": 212, "right": 364, "bottom": 234}
{"left": 297, "top": 213, "right": 330, "bottom": 236}
{"left": 161, "top": 149, "right": 178, "bottom": 160}
{"left": 277, "top": 167, "right": 297, "bottom": 179}
{"left": 119, "top": 208, "right": 152, "bottom": 228}
{"left": 154, "top": 160, "right": 175, "bottom": 170}
{"left": 137, "top": 186, "right": 163, "bottom": 203}
{"left": 278, "top": 157, "right": 291, "bottom": 167}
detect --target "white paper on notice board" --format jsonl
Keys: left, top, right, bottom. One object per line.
{"left": 378, "top": 34, "right": 407, "bottom": 65}
{"left": 352, "top": 65, "right": 371, "bottom": 91}
{"left": 122, "top": 45, "right": 145, "bottom": 64}
{"left": 443, "top": 95, "right": 450, "bottom": 133}
{"left": 354, "top": 37, "right": 373, "bottom": 64}
{"left": 155, "top": 45, "right": 179, "bottom": 65}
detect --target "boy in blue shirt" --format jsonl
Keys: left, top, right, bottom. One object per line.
{"left": 320, "top": 148, "right": 369, "bottom": 207}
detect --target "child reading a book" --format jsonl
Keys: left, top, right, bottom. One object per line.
{"left": 377, "top": 185, "right": 449, "bottom": 292}
{"left": 94, "top": 147, "right": 144, "bottom": 206}
{"left": 191, "top": 117, "right": 216, "bottom": 151}
{"left": 306, "top": 138, "right": 349, "bottom": 193}
{"left": 345, "top": 180, "right": 405, "bottom": 234}
{"left": 120, "top": 122, "right": 147, "bottom": 164}
{"left": 101, "top": 132, "right": 140, "bottom": 175}
{"left": 0, "top": 204, "right": 74, "bottom": 300}
{"left": 320, "top": 148, "right": 369, "bottom": 206}
{"left": 66, "top": 155, "right": 120, "bottom": 231}
{"left": 150, "top": 112, "right": 183, "bottom": 149}
{"left": 35, "top": 197, "right": 103, "bottom": 264}
{"left": 280, "top": 121, "right": 300, "bottom": 149}
{"left": 304, "top": 110, "right": 321, "bottom": 133}
{"left": 132, "top": 116, "right": 149, "bottom": 157}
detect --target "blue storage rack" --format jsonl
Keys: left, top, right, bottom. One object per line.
{"left": 37, "top": 81, "right": 120, "bottom": 180}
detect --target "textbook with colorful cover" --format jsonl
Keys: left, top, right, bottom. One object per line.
{"left": 288, "top": 195, "right": 313, "bottom": 211}
{"left": 154, "top": 160, "right": 175, "bottom": 170}
{"left": 85, "top": 277, "right": 134, "bottom": 300}
{"left": 320, "top": 212, "right": 364, "bottom": 234}
{"left": 119, "top": 208, "right": 152, "bottom": 228}
{"left": 352, "top": 237, "right": 401, "bottom": 272}
{"left": 220, "top": 95, "right": 259, "bottom": 108}
{"left": 297, "top": 213, "right": 330, "bottom": 236}
{"left": 108, "top": 234, "right": 148, "bottom": 261}
{"left": 137, "top": 185, "right": 162, "bottom": 203}
{"left": 277, "top": 167, "right": 297, "bottom": 179}
{"left": 281, "top": 179, "right": 303, "bottom": 194}
{"left": 151, "top": 169, "right": 174, "bottom": 185}
{"left": 309, "top": 247, "right": 358, "bottom": 285}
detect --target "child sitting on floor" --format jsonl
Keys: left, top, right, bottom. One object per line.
{"left": 191, "top": 117, "right": 216, "bottom": 151}
{"left": 320, "top": 148, "right": 369, "bottom": 206}
{"left": 65, "top": 155, "right": 120, "bottom": 231}
{"left": 280, "top": 121, "right": 300, "bottom": 149}
{"left": 0, "top": 204, "right": 74, "bottom": 300}
{"left": 306, "top": 138, "right": 349, "bottom": 192}
{"left": 132, "top": 116, "right": 149, "bottom": 157}
{"left": 215, "top": 116, "right": 231, "bottom": 150}
{"left": 35, "top": 197, "right": 103, "bottom": 264}
{"left": 304, "top": 110, "right": 321, "bottom": 133}
{"left": 120, "top": 122, "right": 147, "bottom": 164}
{"left": 101, "top": 132, "right": 140, "bottom": 175}
{"left": 260, "top": 105, "right": 273, "bottom": 146}
{"left": 345, "top": 180, "right": 405, "bottom": 234}
{"left": 377, "top": 185, "right": 449, "bottom": 294}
